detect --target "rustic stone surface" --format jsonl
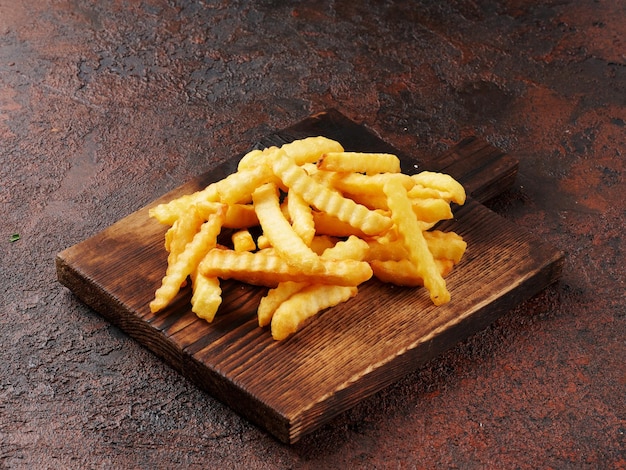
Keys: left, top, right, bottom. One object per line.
{"left": 1, "top": 0, "right": 624, "bottom": 468}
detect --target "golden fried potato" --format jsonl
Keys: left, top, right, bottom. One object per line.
{"left": 371, "top": 258, "right": 454, "bottom": 287}
{"left": 272, "top": 150, "right": 393, "bottom": 236}
{"left": 199, "top": 249, "right": 373, "bottom": 287}
{"left": 312, "top": 211, "right": 368, "bottom": 238}
{"left": 217, "top": 166, "right": 278, "bottom": 205}
{"left": 258, "top": 281, "right": 306, "bottom": 327}
{"left": 411, "top": 198, "right": 453, "bottom": 223}
{"left": 149, "top": 136, "right": 467, "bottom": 340}
{"left": 232, "top": 229, "right": 256, "bottom": 252}
{"left": 190, "top": 273, "right": 222, "bottom": 322}
{"left": 286, "top": 189, "right": 315, "bottom": 246}
{"left": 409, "top": 171, "right": 466, "bottom": 205}
{"left": 333, "top": 172, "right": 414, "bottom": 210}
{"left": 253, "top": 182, "right": 324, "bottom": 274}
{"left": 318, "top": 151, "right": 401, "bottom": 175}
{"left": 271, "top": 285, "right": 358, "bottom": 340}
{"left": 424, "top": 230, "right": 467, "bottom": 264}
{"left": 281, "top": 135, "right": 345, "bottom": 165}
{"left": 383, "top": 178, "right": 450, "bottom": 305}
{"left": 257, "top": 235, "right": 370, "bottom": 326}
{"left": 150, "top": 204, "right": 227, "bottom": 313}
{"left": 149, "top": 186, "right": 220, "bottom": 225}
{"left": 164, "top": 205, "right": 205, "bottom": 261}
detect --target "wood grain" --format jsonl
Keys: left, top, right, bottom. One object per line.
{"left": 56, "top": 109, "right": 563, "bottom": 443}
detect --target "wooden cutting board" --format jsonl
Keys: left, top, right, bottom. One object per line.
{"left": 56, "top": 109, "right": 564, "bottom": 443}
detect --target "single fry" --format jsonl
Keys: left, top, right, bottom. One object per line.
{"left": 365, "top": 238, "right": 409, "bottom": 262}
{"left": 164, "top": 205, "right": 205, "bottom": 261}
{"left": 409, "top": 171, "right": 466, "bottom": 205}
{"left": 199, "top": 249, "right": 373, "bottom": 287}
{"left": 384, "top": 178, "right": 450, "bottom": 305}
{"left": 333, "top": 172, "right": 414, "bottom": 209}
{"left": 271, "top": 285, "right": 358, "bottom": 340}
{"left": 195, "top": 200, "right": 259, "bottom": 231}
{"left": 411, "top": 198, "right": 453, "bottom": 223}
{"left": 312, "top": 211, "right": 368, "bottom": 238}
{"left": 371, "top": 258, "right": 455, "bottom": 286}
{"left": 253, "top": 182, "right": 324, "bottom": 274}
{"left": 366, "top": 230, "right": 467, "bottom": 264}
{"left": 149, "top": 185, "right": 220, "bottom": 225}
{"left": 281, "top": 136, "right": 345, "bottom": 165}
{"left": 216, "top": 166, "right": 278, "bottom": 205}
{"left": 190, "top": 273, "right": 222, "bottom": 322}
{"left": 287, "top": 189, "right": 315, "bottom": 246}
{"left": 424, "top": 230, "right": 467, "bottom": 264}
{"left": 237, "top": 148, "right": 267, "bottom": 171}
{"left": 232, "top": 229, "right": 256, "bottom": 252}
{"left": 318, "top": 151, "right": 401, "bottom": 175}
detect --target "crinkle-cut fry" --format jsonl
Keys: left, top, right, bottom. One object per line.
{"left": 384, "top": 178, "right": 450, "bottom": 305}
{"left": 236, "top": 148, "right": 266, "bottom": 171}
{"left": 409, "top": 171, "right": 466, "bottom": 205}
{"left": 253, "top": 182, "right": 324, "bottom": 274}
{"left": 312, "top": 211, "right": 368, "bottom": 238}
{"left": 258, "top": 281, "right": 306, "bottom": 327}
{"left": 321, "top": 235, "right": 370, "bottom": 261}
{"left": 149, "top": 185, "right": 220, "bottom": 225}
{"left": 287, "top": 189, "right": 315, "bottom": 246}
{"left": 224, "top": 203, "right": 259, "bottom": 228}
{"left": 164, "top": 205, "right": 205, "bottom": 259}
{"left": 309, "top": 235, "right": 339, "bottom": 255}
{"left": 309, "top": 168, "right": 341, "bottom": 188}
{"left": 190, "top": 272, "right": 222, "bottom": 322}
{"left": 272, "top": 151, "right": 393, "bottom": 236}
{"left": 199, "top": 249, "right": 373, "bottom": 287}
{"left": 334, "top": 172, "right": 414, "bottom": 204}
{"left": 411, "top": 198, "right": 454, "bottom": 223}
{"left": 342, "top": 191, "right": 389, "bottom": 211}
{"left": 301, "top": 162, "right": 320, "bottom": 177}
{"left": 371, "top": 258, "right": 455, "bottom": 287}
{"left": 216, "top": 165, "right": 278, "bottom": 205}
{"left": 232, "top": 229, "right": 256, "bottom": 252}
{"left": 318, "top": 151, "right": 401, "bottom": 175}
{"left": 271, "top": 285, "right": 358, "bottom": 340}
{"left": 195, "top": 201, "right": 258, "bottom": 229}
{"left": 365, "top": 238, "right": 409, "bottom": 262}
{"left": 366, "top": 230, "right": 467, "bottom": 264}
{"left": 256, "top": 234, "right": 272, "bottom": 250}
{"left": 150, "top": 205, "right": 227, "bottom": 313}
{"left": 424, "top": 230, "right": 467, "bottom": 264}
{"left": 281, "top": 136, "right": 344, "bottom": 165}
{"left": 405, "top": 184, "right": 446, "bottom": 200}
{"left": 240, "top": 137, "right": 344, "bottom": 169}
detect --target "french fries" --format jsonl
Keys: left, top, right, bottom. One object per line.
{"left": 148, "top": 137, "right": 467, "bottom": 340}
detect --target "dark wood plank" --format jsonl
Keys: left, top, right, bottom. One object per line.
{"left": 56, "top": 110, "right": 563, "bottom": 443}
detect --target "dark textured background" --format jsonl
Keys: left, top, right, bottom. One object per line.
{"left": 1, "top": 0, "right": 624, "bottom": 468}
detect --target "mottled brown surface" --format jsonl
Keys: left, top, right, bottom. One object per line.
{"left": 1, "top": 0, "right": 624, "bottom": 468}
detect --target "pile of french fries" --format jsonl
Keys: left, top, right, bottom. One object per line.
{"left": 148, "top": 136, "right": 467, "bottom": 340}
